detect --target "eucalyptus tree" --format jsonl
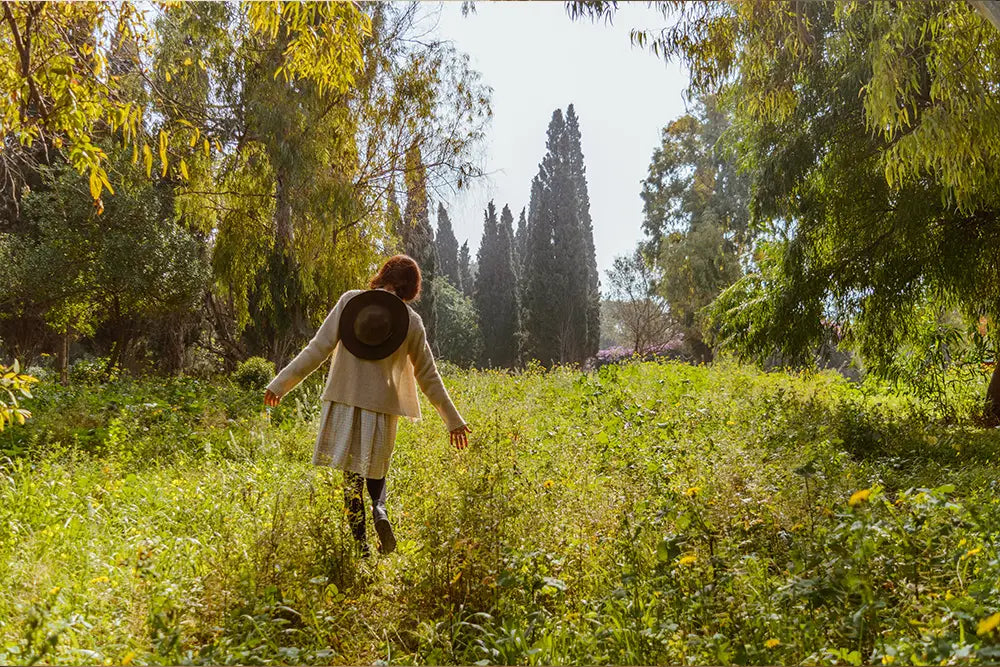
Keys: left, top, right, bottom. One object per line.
{"left": 641, "top": 96, "right": 750, "bottom": 362}
{"left": 153, "top": 2, "right": 490, "bottom": 364}
{"left": 571, "top": 0, "right": 1000, "bottom": 420}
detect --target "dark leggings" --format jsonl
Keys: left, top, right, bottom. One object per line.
{"left": 343, "top": 471, "right": 386, "bottom": 542}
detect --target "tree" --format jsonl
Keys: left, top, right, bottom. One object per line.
{"left": 641, "top": 96, "right": 750, "bottom": 362}
{"left": 571, "top": 0, "right": 1000, "bottom": 421}
{"left": 400, "top": 145, "right": 438, "bottom": 348}
{"left": 520, "top": 106, "right": 600, "bottom": 365}
{"left": 606, "top": 249, "right": 677, "bottom": 354}
{"left": 475, "top": 202, "right": 519, "bottom": 367}
{"left": 0, "top": 2, "right": 370, "bottom": 210}
{"left": 433, "top": 278, "right": 482, "bottom": 368}
{"left": 435, "top": 203, "right": 461, "bottom": 287}
{"left": 458, "top": 240, "right": 474, "bottom": 299}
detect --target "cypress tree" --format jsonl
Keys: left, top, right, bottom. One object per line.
{"left": 521, "top": 174, "right": 558, "bottom": 365}
{"left": 494, "top": 204, "right": 520, "bottom": 367}
{"left": 458, "top": 241, "right": 474, "bottom": 299}
{"left": 401, "top": 145, "right": 437, "bottom": 346}
{"left": 475, "top": 202, "right": 499, "bottom": 365}
{"left": 435, "top": 203, "right": 461, "bottom": 288}
{"left": 519, "top": 106, "right": 600, "bottom": 365}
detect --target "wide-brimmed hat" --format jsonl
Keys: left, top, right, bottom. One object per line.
{"left": 339, "top": 290, "right": 410, "bottom": 360}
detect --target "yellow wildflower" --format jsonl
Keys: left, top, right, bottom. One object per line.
{"left": 764, "top": 638, "right": 780, "bottom": 649}
{"left": 683, "top": 486, "right": 700, "bottom": 497}
{"left": 978, "top": 612, "right": 1000, "bottom": 636}
{"left": 543, "top": 479, "right": 554, "bottom": 489}
{"left": 678, "top": 554, "right": 697, "bottom": 567}
{"left": 848, "top": 488, "right": 871, "bottom": 506}
{"left": 122, "top": 652, "right": 136, "bottom": 666}
{"left": 882, "top": 655, "right": 896, "bottom": 665}
{"left": 963, "top": 547, "right": 982, "bottom": 559}
{"left": 89, "top": 576, "right": 110, "bottom": 585}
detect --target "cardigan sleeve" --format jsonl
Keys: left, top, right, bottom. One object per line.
{"left": 408, "top": 317, "right": 466, "bottom": 431}
{"left": 266, "top": 293, "right": 348, "bottom": 398}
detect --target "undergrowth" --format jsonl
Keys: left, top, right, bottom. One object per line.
{"left": 1, "top": 360, "right": 999, "bottom": 665}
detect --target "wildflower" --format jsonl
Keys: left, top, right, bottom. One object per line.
{"left": 848, "top": 488, "right": 871, "bottom": 506}
{"left": 121, "top": 652, "right": 136, "bottom": 666}
{"left": 89, "top": 576, "right": 110, "bottom": 585}
{"left": 764, "top": 639, "right": 780, "bottom": 649}
{"left": 963, "top": 547, "right": 982, "bottom": 560}
{"left": 977, "top": 612, "right": 1000, "bottom": 636}
{"left": 678, "top": 554, "right": 697, "bottom": 567}
{"left": 882, "top": 655, "right": 896, "bottom": 665}
{"left": 48, "top": 586, "right": 61, "bottom": 596}
{"left": 543, "top": 479, "right": 554, "bottom": 489}
{"left": 683, "top": 486, "right": 700, "bottom": 497}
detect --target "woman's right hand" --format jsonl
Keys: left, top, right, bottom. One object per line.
{"left": 450, "top": 424, "right": 471, "bottom": 450}
{"left": 264, "top": 389, "right": 281, "bottom": 407}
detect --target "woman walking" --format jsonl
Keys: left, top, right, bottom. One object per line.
{"left": 263, "top": 255, "right": 471, "bottom": 557}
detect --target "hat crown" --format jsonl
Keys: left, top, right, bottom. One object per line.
{"left": 354, "top": 304, "right": 393, "bottom": 346}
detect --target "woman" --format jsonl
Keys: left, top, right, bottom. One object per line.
{"left": 263, "top": 255, "right": 471, "bottom": 557}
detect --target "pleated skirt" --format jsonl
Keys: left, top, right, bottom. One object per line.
{"left": 312, "top": 401, "right": 399, "bottom": 479}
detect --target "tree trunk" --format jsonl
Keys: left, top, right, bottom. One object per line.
{"left": 984, "top": 363, "right": 1000, "bottom": 426}
{"left": 689, "top": 337, "right": 714, "bottom": 364}
{"left": 59, "top": 330, "right": 69, "bottom": 385}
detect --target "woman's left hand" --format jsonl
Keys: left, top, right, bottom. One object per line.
{"left": 264, "top": 389, "right": 281, "bottom": 407}
{"left": 450, "top": 424, "right": 471, "bottom": 450}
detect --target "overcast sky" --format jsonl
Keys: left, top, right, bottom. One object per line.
{"left": 429, "top": 1, "right": 689, "bottom": 289}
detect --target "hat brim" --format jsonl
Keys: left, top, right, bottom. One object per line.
{"left": 339, "top": 290, "right": 410, "bottom": 361}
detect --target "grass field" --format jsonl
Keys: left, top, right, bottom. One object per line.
{"left": 2, "top": 360, "right": 999, "bottom": 665}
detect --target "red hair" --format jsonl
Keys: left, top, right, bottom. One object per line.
{"left": 369, "top": 254, "right": 422, "bottom": 301}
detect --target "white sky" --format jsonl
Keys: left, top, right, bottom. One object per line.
{"left": 429, "top": 1, "right": 689, "bottom": 289}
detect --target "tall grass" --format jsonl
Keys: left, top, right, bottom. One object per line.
{"left": 1, "top": 360, "right": 999, "bottom": 665}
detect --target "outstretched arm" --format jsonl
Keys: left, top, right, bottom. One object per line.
{"left": 264, "top": 294, "right": 348, "bottom": 402}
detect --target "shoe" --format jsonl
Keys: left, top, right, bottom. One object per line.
{"left": 373, "top": 508, "right": 396, "bottom": 555}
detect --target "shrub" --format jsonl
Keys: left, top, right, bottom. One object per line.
{"left": 233, "top": 356, "right": 276, "bottom": 391}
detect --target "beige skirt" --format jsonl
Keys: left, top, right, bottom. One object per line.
{"left": 312, "top": 401, "right": 399, "bottom": 479}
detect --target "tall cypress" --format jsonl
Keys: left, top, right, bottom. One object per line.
{"left": 474, "top": 202, "right": 519, "bottom": 367}
{"left": 494, "top": 204, "right": 520, "bottom": 367}
{"left": 435, "top": 203, "right": 461, "bottom": 288}
{"left": 458, "top": 241, "right": 474, "bottom": 299}
{"left": 401, "top": 145, "right": 437, "bottom": 346}
{"left": 519, "top": 106, "right": 599, "bottom": 365}
{"left": 475, "top": 202, "right": 499, "bottom": 365}
{"left": 521, "top": 173, "right": 558, "bottom": 365}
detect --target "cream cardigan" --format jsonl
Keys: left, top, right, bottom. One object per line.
{"left": 266, "top": 289, "right": 466, "bottom": 432}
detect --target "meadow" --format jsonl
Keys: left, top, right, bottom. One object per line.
{"left": 1, "top": 359, "right": 999, "bottom": 665}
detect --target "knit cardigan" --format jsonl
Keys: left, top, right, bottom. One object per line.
{"left": 266, "top": 289, "right": 466, "bottom": 432}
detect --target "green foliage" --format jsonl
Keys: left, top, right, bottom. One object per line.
{"left": 521, "top": 106, "right": 600, "bottom": 365}
{"left": 233, "top": 357, "right": 277, "bottom": 392}
{"left": 0, "top": 360, "right": 36, "bottom": 432}
{"left": 576, "top": 1, "right": 1000, "bottom": 409}
{"left": 400, "top": 144, "right": 439, "bottom": 347}
{"left": 475, "top": 202, "right": 519, "bottom": 368}
{"left": 432, "top": 278, "right": 482, "bottom": 368}
{"left": 3, "top": 362, "right": 1000, "bottom": 664}
{"left": 435, "top": 204, "right": 462, "bottom": 288}
{"left": 641, "top": 95, "right": 749, "bottom": 360}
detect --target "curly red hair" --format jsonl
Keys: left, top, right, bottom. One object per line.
{"left": 369, "top": 254, "right": 422, "bottom": 302}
